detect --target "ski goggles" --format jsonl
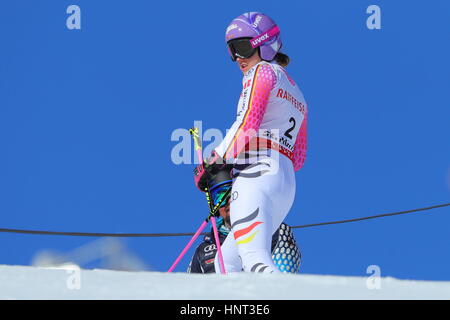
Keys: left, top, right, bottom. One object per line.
{"left": 210, "top": 182, "right": 232, "bottom": 208}
{"left": 227, "top": 26, "right": 281, "bottom": 61}
{"left": 227, "top": 38, "right": 257, "bottom": 61}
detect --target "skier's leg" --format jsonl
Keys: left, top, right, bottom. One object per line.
{"left": 230, "top": 190, "right": 276, "bottom": 273}
{"left": 272, "top": 223, "right": 302, "bottom": 273}
{"left": 214, "top": 154, "right": 296, "bottom": 274}
{"left": 229, "top": 155, "right": 295, "bottom": 273}
{"left": 268, "top": 155, "right": 296, "bottom": 234}
{"left": 214, "top": 231, "right": 242, "bottom": 273}
{"left": 213, "top": 166, "right": 275, "bottom": 273}
{"left": 230, "top": 156, "right": 295, "bottom": 272}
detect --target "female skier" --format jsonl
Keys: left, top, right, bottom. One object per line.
{"left": 194, "top": 12, "right": 308, "bottom": 273}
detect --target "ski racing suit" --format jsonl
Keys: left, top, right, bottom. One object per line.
{"left": 213, "top": 60, "right": 308, "bottom": 273}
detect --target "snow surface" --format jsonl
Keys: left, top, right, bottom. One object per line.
{"left": 1, "top": 264, "right": 449, "bottom": 300}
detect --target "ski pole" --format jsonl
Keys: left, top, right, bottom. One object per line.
{"left": 168, "top": 127, "right": 206, "bottom": 273}
{"left": 167, "top": 219, "right": 209, "bottom": 273}
{"left": 189, "top": 127, "right": 203, "bottom": 166}
{"left": 210, "top": 216, "right": 226, "bottom": 274}
{"left": 190, "top": 126, "right": 227, "bottom": 274}
{"left": 167, "top": 190, "right": 230, "bottom": 273}
{"left": 167, "top": 127, "right": 227, "bottom": 273}
{"left": 204, "top": 185, "right": 228, "bottom": 275}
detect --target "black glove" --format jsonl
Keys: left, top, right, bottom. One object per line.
{"left": 193, "top": 151, "right": 226, "bottom": 191}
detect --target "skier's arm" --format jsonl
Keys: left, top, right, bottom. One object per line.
{"left": 215, "top": 64, "right": 276, "bottom": 160}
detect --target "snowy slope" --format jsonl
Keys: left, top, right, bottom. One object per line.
{"left": 1, "top": 264, "right": 449, "bottom": 300}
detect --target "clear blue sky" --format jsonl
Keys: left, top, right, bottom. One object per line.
{"left": 0, "top": 0, "right": 449, "bottom": 281}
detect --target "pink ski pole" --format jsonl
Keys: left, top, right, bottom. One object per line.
{"left": 167, "top": 127, "right": 227, "bottom": 273}
{"left": 210, "top": 216, "right": 226, "bottom": 274}
{"left": 167, "top": 219, "right": 209, "bottom": 273}
{"left": 190, "top": 127, "right": 227, "bottom": 275}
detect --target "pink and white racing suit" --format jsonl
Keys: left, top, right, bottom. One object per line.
{"left": 214, "top": 60, "right": 308, "bottom": 273}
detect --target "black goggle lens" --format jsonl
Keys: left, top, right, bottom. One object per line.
{"left": 227, "top": 38, "right": 257, "bottom": 61}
